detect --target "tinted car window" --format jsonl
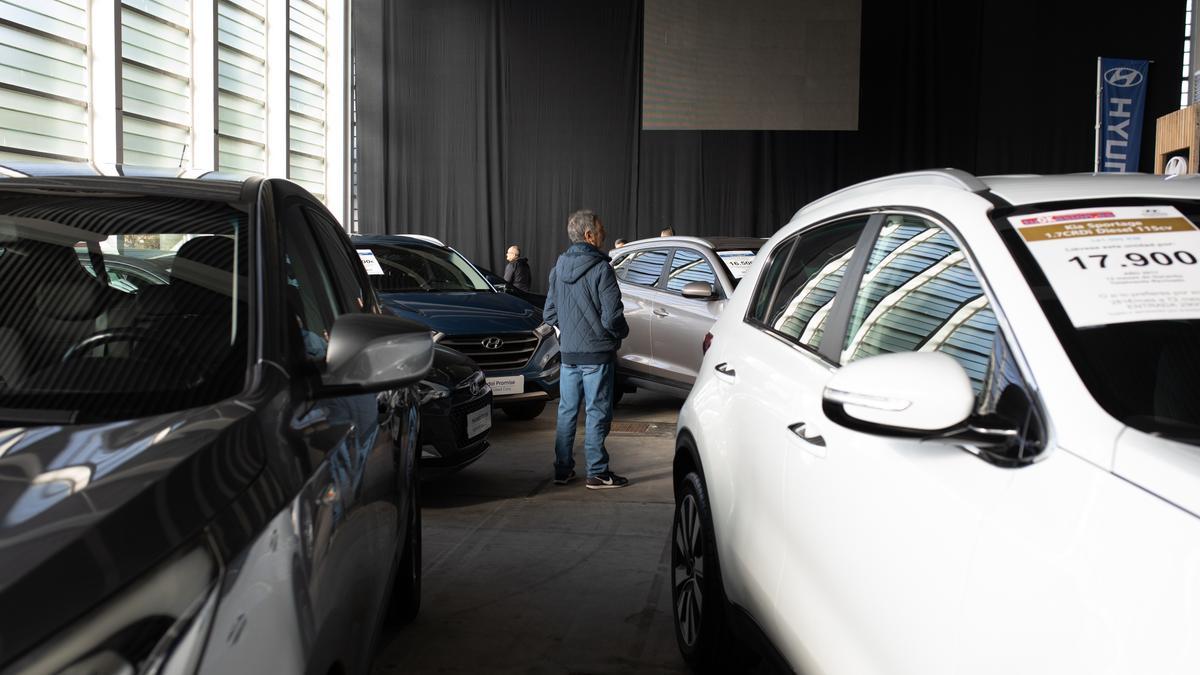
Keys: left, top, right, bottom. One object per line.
{"left": 842, "top": 215, "right": 996, "bottom": 392}
{"left": 282, "top": 210, "right": 341, "bottom": 365}
{"left": 305, "top": 207, "right": 369, "bottom": 312}
{"left": 765, "top": 218, "right": 866, "bottom": 351}
{"left": 0, "top": 194, "right": 249, "bottom": 421}
{"left": 747, "top": 236, "right": 795, "bottom": 323}
{"left": 665, "top": 248, "right": 716, "bottom": 292}
{"left": 614, "top": 248, "right": 669, "bottom": 286}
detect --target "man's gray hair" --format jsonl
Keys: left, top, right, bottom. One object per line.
{"left": 567, "top": 209, "right": 600, "bottom": 243}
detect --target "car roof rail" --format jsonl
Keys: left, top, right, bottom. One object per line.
{"left": 799, "top": 168, "right": 990, "bottom": 215}
{"left": 397, "top": 233, "right": 446, "bottom": 246}
{"left": 625, "top": 235, "right": 714, "bottom": 249}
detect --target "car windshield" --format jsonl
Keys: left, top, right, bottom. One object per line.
{"left": 0, "top": 193, "right": 250, "bottom": 424}
{"left": 362, "top": 243, "right": 492, "bottom": 293}
{"left": 997, "top": 200, "right": 1200, "bottom": 446}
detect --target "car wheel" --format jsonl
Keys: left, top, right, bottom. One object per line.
{"left": 501, "top": 401, "right": 545, "bottom": 420}
{"left": 672, "top": 470, "right": 735, "bottom": 671}
{"left": 389, "top": 478, "right": 421, "bottom": 624}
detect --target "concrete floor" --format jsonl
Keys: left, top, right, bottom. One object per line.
{"left": 372, "top": 390, "right": 690, "bottom": 674}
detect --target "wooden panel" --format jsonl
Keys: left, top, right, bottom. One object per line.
{"left": 1155, "top": 104, "right": 1200, "bottom": 173}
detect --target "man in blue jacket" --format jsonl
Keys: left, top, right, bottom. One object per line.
{"left": 543, "top": 209, "right": 631, "bottom": 489}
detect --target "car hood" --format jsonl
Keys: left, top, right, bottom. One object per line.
{"left": 379, "top": 291, "right": 542, "bottom": 334}
{"left": 0, "top": 403, "right": 264, "bottom": 662}
{"left": 1113, "top": 425, "right": 1200, "bottom": 518}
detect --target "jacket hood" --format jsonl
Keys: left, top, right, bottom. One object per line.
{"left": 554, "top": 243, "right": 607, "bottom": 284}
{"left": 0, "top": 403, "right": 264, "bottom": 662}
{"left": 378, "top": 289, "right": 542, "bottom": 334}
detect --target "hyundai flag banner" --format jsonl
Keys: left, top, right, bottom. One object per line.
{"left": 1097, "top": 57, "right": 1150, "bottom": 173}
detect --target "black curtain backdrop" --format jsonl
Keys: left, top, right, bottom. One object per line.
{"left": 353, "top": 0, "right": 1184, "bottom": 291}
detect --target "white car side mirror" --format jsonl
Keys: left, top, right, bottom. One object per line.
{"left": 822, "top": 352, "right": 974, "bottom": 433}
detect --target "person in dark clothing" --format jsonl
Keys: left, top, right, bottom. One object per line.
{"left": 543, "top": 210, "right": 630, "bottom": 489}
{"left": 503, "top": 245, "right": 532, "bottom": 291}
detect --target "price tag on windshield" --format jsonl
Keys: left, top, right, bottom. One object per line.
{"left": 357, "top": 249, "right": 385, "bottom": 276}
{"left": 717, "top": 250, "right": 757, "bottom": 279}
{"left": 1010, "top": 205, "right": 1200, "bottom": 328}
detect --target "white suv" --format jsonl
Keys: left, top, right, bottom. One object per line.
{"left": 672, "top": 170, "right": 1200, "bottom": 674}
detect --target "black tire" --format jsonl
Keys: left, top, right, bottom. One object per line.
{"left": 500, "top": 401, "right": 545, "bottom": 420}
{"left": 613, "top": 387, "right": 626, "bottom": 407}
{"left": 389, "top": 479, "right": 421, "bottom": 624}
{"left": 672, "top": 470, "right": 737, "bottom": 672}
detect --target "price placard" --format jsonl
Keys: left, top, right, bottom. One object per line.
{"left": 717, "top": 250, "right": 757, "bottom": 279}
{"left": 357, "top": 249, "right": 385, "bottom": 276}
{"left": 1010, "top": 205, "right": 1200, "bottom": 328}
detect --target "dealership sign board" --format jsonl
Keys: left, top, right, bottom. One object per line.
{"left": 1096, "top": 57, "right": 1149, "bottom": 173}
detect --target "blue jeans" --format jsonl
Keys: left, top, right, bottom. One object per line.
{"left": 554, "top": 361, "right": 615, "bottom": 477}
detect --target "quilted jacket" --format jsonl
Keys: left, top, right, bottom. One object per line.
{"left": 543, "top": 242, "right": 629, "bottom": 365}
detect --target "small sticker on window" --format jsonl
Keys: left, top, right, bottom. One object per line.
{"left": 357, "top": 249, "right": 385, "bottom": 276}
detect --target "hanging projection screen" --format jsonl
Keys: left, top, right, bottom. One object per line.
{"left": 643, "top": 0, "right": 862, "bottom": 130}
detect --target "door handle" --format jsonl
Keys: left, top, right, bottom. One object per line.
{"left": 653, "top": 309, "right": 670, "bottom": 317}
{"left": 788, "top": 422, "right": 825, "bottom": 447}
{"left": 714, "top": 362, "right": 736, "bottom": 377}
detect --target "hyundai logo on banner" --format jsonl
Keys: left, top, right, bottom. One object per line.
{"left": 1098, "top": 57, "right": 1150, "bottom": 173}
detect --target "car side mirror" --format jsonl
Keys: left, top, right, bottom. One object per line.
{"left": 680, "top": 281, "right": 716, "bottom": 300}
{"left": 822, "top": 352, "right": 975, "bottom": 434}
{"left": 320, "top": 314, "right": 433, "bottom": 395}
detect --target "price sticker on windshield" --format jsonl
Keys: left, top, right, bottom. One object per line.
{"left": 1010, "top": 205, "right": 1200, "bottom": 327}
{"left": 357, "top": 249, "right": 385, "bottom": 276}
{"left": 717, "top": 250, "right": 757, "bottom": 279}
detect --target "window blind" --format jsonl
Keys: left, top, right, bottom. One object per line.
{"left": 122, "top": 0, "right": 191, "bottom": 167}
{"left": 0, "top": 0, "right": 89, "bottom": 163}
{"left": 288, "top": 0, "right": 326, "bottom": 201}
{"left": 217, "top": 0, "right": 266, "bottom": 174}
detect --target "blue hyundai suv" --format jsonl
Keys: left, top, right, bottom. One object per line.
{"left": 352, "top": 235, "right": 560, "bottom": 419}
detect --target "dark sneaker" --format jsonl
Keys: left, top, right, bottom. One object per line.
{"left": 586, "top": 471, "right": 629, "bottom": 490}
{"left": 553, "top": 469, "right": 577, "bottom": 485}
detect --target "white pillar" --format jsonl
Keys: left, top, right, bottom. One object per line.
{"left": 265, "top": 0, "right": 289, "bottom": 178}
{"left": 191, "top": 0, "right": 217, "bottom": 171}
{"left": 324, "top": 0, "right": 347, "bottom": 225}
{"left": 89, "top": 0, "right": 122, "bottom": 167}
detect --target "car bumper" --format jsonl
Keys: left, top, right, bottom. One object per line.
{"left": 419, "top": 392, "right": 493, "bottom": 475}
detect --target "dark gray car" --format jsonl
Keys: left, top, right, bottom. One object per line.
{"left": 0, "top": 167, "right": 432, "bottom": 674}
{"left": 610, "top": 236, "right": 763, "bottom": 398}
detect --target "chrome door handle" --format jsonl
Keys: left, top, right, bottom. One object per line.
{"left": 653, "top": 309, "right": 670, "bottom": 317}
{"left": 714, "top": 362, "right": 736, "bottom": 377}
{"left": 788, "top": 422, "right": 825, "bottom": 447}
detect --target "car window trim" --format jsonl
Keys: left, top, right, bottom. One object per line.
{"left": 859, "top": 205, "right": 1056, "bottom": 461}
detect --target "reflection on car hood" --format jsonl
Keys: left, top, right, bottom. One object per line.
{"left": 0, "top": 403, "right": 264, "bottom": 662}
{"left": 379, "top": 291, "right": 542, "bottom": 334}
{"left": 426, "top": 345, "right": 482, "bottom": 386}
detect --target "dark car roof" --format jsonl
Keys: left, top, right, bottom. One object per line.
{"left": 351, "top": 234, "right": 446, "bottom": 249}
{"left": 0, "top": 162, "right": 259, "bottom": 204}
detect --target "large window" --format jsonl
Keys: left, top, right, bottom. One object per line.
{"left": 0, "top": 1, "right": 89, "bottom": 163}
{"left": 218, "top": 0, "right": 268, "bottom": 174}
{"left": 288, "top": 0, "right": 327, "bottom": 200}
{"left": 121, "top": 0, "right": 192, "bottom": 167}
{"left": 614, "top": 249, "right": 670, "bottom": 287}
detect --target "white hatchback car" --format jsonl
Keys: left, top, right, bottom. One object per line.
{"left": 672, "top": 170, "right": 1200, "bottom": 674}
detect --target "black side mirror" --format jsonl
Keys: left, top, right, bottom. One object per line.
{"left": 319, "top": 314, "right": 433, "bottom": 395}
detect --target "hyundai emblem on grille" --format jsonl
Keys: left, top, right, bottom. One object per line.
{"left": 481, "top": 337, "right": 504, "bottom": 350}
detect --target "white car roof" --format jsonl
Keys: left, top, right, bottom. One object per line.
{"left": 798, "top": 169, "right": 1200, "bottom": 218}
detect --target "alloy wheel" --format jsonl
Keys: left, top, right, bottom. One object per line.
{"left": 672, "top": 493, "right": 705, "bottom": 647}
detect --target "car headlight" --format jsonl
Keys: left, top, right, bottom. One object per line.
{"left": 14, "top": 546, "right": 221, "bottom": 675}
{"left": 533, "top": 323, "right": 554, "bottom": 339}
{"left": 418, "top": 379, "right": 451, "bottom": 405}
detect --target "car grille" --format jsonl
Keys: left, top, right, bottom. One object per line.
{"left": 440, "top": 332, "right": 540, "bottom": 372}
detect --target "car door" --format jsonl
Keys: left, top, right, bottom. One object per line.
{"left": 612, "top": 247, "right": 669, "bottom": 377}
{"left": 774, "top": 213, "right": 1035, "bottom": 675}
{"left": 649, "top": 247, "right": 724, "bottom": 386}
{"left": 707, "top": 216, "right": 869, "bottom": 637}
{"left": 277, "top": 196, "right": 402, "bottom": 672}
